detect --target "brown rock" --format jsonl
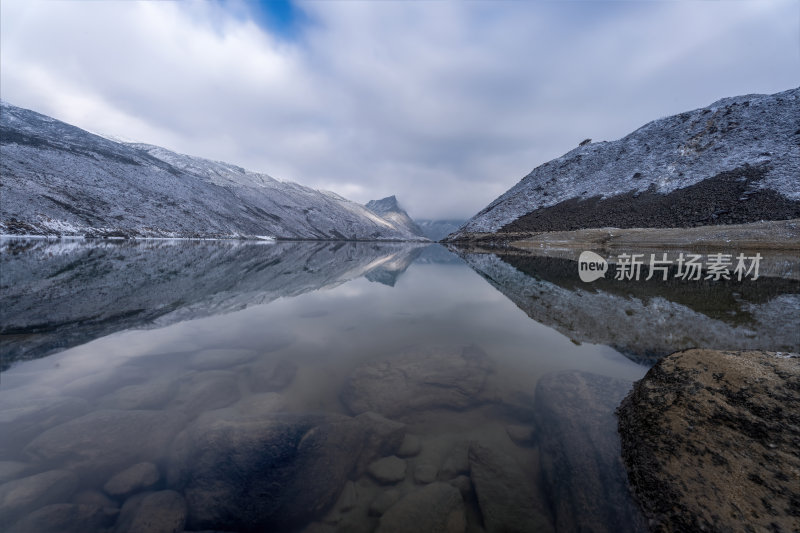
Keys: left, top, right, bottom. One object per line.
{"left": 618, "top": 349, "right": 800, "bottom": 533}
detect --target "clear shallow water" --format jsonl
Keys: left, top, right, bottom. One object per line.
{"left": 0, "top": 240, "right": 797, "bottom": 533}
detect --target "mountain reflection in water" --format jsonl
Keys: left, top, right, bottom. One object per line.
{"left": 0, "top": 239, "right": 796, "bottom": 533}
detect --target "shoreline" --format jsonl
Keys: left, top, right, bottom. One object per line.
{"left": 446, "top": 219, "right": 800, "bottom": 251}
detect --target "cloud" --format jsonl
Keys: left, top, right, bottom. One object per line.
{"left": 1, "top": 0, "right": 798, "bottom": 219}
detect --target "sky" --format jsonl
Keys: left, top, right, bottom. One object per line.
{"left": 1, "top": 0, "right": 798, "bottom": 220}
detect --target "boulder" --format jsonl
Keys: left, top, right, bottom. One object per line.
{"left": 618, "top": 349, "right": 800, "bottom": 533}
{"left": 535, "top": 371, "right": 645, "bottom": 533}
{"left": 468, "top": 443, "right": 553, "bottom": 533}
{"left": 340, "top": 345, "right": 494, "bottom": 418}
{"left": 114, "top": 490, "right": 187, "bottom": 533}
{"left": 367, "top": 456, "right": 407, "bottom": 485}
{"left": 24, "top": 410, "right": 185, "bottom": 485}
{"left": 104, "top": 462, "right": 161, "bottom": 498}
{"left": 168, "top": 411, "right": 367, "bottom": 532}
{"left": 7, "top": 503, "right": 118, "bottom": 533}
{"left": 376, "top": 482, "right": 466, "bottom": 533}
{"left": 0, "top": 469, "right": 79, "bottom": 525}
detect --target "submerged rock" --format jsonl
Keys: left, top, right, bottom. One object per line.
{"left": 0, "top": 396, "right": 89, "bottom": 456}
{"left": 189, "top": 348, "right": 257, "bottom": 371}
{"left": 354, "top": 412, "right": 406, "bottom": 475}
{"left": 104, "top": 462, "right": 161, "bottom": 498}
{"left": 7, "top": 503, "right": 118, "bottom": 533}
{"left": 24, "top": 410, "right": 185, "bottom": 485}
{"left": 413, "top": 463, "right": 438, "bottom": 484}
{"left": 618, "top": 349, "right": 800, "bottom": 533}
{"left": 0, "top": 462, "right": 31, "bottom": 485}
{"left": 98, "top": 379, "right": 176, "bottom": 411}
{"left": 439, "top": 441, "right": 470, "bottom": 480}
{"left": 168, "top": 412, "right": 366, "bottom": 532}
{"left": 171, "top": 371, "right": 240, "bottom": 420}
{"left": 340, "top": 345, "right": 494, "bottom": 418}
{"left": 468, "top": 443, "right": 553, "bottom": 533}
{"left": 0, "top": 469, "right": 79, "bottom": 525}
{"left": 396, "top": 434, "right": 422, "bottom": 458}
{"left": 244, "top": 358, "right": 298, "bottom": 393}
{"left": 376, "top": 482, "right": 466, "bottom": 533}
{"left": 535, "top": 371, "right": 645, "bottom": 533}
{"left": 369, "top": 489, "right": 401, "bottom": 517}
{"left": 368, "top": 456, "right": 407, "bottom": 485}
{"left": 505, "top": 424, "right": 536, "bottom": 447}
{"left": 114, "top": 490, "right": 187, "bottom": 533}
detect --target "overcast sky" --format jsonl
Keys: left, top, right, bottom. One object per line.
{"left": 1, "top": 0, "right": 798, "bottom": 220}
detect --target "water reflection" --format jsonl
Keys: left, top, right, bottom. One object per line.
{"left": 456, "top": 246, "right": 800, "bottom": 364}
{"left": 2, "top": 239, "right": 795, "bottom": 532}
{"left": 0, "top": 239, "right": 425, "bottom": 370}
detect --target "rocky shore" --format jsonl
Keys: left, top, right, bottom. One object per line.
{"left": 617, "top": 349, "right": 800, "bottom": 532}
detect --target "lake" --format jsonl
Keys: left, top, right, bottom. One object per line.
{"left": 1, "top": 239, "right": 797, "bottom": 533}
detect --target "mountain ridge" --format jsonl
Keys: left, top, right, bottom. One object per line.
{"left": 0, "top": 102, "right": 423, "bottom": 241}
{"left": 446, "top": 87, "right": 800, "bottom": 241}
{"left": 365, "top": 195, "right": 426, "bottom": 238}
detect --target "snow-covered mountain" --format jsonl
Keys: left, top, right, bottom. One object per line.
{"left": 0, "top": 102, "right": 421, "bottom": 240}
{"left": 446, "top": 88, "right": 800, "bottom": 240}
{"left": 365, "top": 195, "right": 426, "bottom": 238}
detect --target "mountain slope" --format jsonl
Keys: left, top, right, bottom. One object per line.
{"left": 446, "top": 87, "right": 800, "bottom": 240}
{"left": 365, "top": 195, "right": 426, "bottom": 238}
{"left": 0, "top": 102, "right": 421, "bottom": 240}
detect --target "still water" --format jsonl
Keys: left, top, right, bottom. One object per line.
{"left": 1, "top": 240, "right": 797, "bottom": 533}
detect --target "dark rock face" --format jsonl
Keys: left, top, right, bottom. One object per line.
{"left": 340, "top": 345, "right": 494, "bottom": 418}
{"left": 376, "top": 482, "right": 466, "bottom": 533}
{"left": 534, "top": 371, "right": 646, "bottom": 533}
{"left": 500, "top": 164, "right": 800, "bottom": 233}
{"left": 468, "top": 443, "right": 554, "bottom": 533}
{"left": 168, "top": 412, "right": 368, "bottom": 532}
{"left": 617, "top": 349, "right": 800, "bottom": 533}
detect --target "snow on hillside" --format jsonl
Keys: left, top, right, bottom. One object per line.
{"left": 449, "top": 87, "right": 799, "bottom": 238}
{"left": 0, "top": 102, "right": 422, "bottom": 241}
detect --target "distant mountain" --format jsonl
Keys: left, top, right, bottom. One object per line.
{"left": 365, "top": 195, "right": 426, "bottom": 238}
{"left": 0, "top": 102, "right": 422, "bottom": 241}
{"left": 446, "top": 88, "right": 800, "bottom": 241}
{"left": 416, "top": 219, "right": 467, "bottom": 241}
